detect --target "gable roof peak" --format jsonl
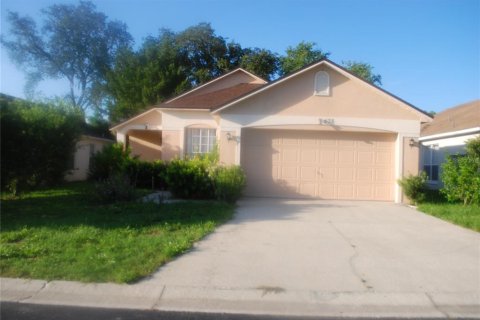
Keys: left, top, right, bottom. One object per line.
{"left": 165, "top": 68, "right": 267, "bottom": 104}
{"left": 212, "top": 58, "right": 432, "bottom": 122}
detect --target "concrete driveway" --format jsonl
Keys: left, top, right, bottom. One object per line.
{"left": 5, "top": 199, "right": 478, "bottom": 318}
{"left": 145, "top": 198, "right": 480, "bottom": 317}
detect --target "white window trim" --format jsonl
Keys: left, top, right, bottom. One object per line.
{"left": 186, "top": 128, "right": 216, "bottom": 156}
{"left": 314, "top": 71, "right": 330, "bottom": 96}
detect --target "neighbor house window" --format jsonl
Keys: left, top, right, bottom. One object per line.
{"left": 186, "top": 128, "right": 216, "bottom": 156}
{"left": 422, "top": 145, "right": 439, "bottom": 182}
{"left": 314, "top": 71, "right": 330, "bottom": 96}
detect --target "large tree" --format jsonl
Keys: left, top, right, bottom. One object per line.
{"left": 106, "top": 30, "right": 189, "bottom": 122}
{"left": 176, "top": 23, "right": 244, "bottom": 85}
{"left": 240, "top": 48, "right": 279, "bottom": 81}
{"left": 106, "top": 24, "right": 282, "bottom": 121}
{"left": 343, "top": 61, "right": 382, "bottom": 86}
{"left": 1, "top": 1, "right": 132, "bottom": 116}
{"left": 279, "top": 41, "right": 330, "bottom": 75}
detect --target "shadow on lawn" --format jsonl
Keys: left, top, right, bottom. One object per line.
{"left": 1, "top": 189, "right": 232, "bottom": 232}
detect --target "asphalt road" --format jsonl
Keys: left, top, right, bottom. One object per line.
{"left": 1, "top": 302, "right": 465, "bottom": 320}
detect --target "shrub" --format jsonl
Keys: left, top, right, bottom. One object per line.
{"left": 398, "top": 172, "right": 427, "bottom": 205}
{"left": 165, "top": 158, "right": 214, "bottom": 199}
{"left": 88, "top": 143, "right": 134, "bottom": 181}
{"left": 94, "top": 174, "right": 136, "bottom": 203}
{"left": 1, "top": 95, "right": 82, "bottom": 195}
{"left": 212, "top": 165, "right": 246, "bottom": 203}
{"left": 441, "top": 137, "right": 480, "bottom": 205}
{"left": 127, "top": 160, "right": 167, "bottom": 190}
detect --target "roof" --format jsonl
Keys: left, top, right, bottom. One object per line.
{"left": 421, "top": 100, "right": 480, "bottom": 137}
{"left": 211, "top": 59, "right": 433, "bottom": 122}
{"left": 165, "top": 68, "right": 267, "bottom": 104}
{"left": 164, "top": 83, "right": 265, "bottom": 110}
{"left": 111, "top": 59, "right": 433, "bottom": 131}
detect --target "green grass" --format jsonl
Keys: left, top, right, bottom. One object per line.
{"left": 417, "top": 190, "right": 480, "bottom": 232}
{"left": 0, "top": 182, "right": 234, "bottom": 283}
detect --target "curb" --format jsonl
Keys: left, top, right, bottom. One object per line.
{"left": 2, "top": 278, "right": 479, "bottom": 318}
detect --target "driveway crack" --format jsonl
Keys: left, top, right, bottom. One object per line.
{"left": 328, "top": 221, "right": 373, "bottom": 291}
{"left": 425, "top": 292, "right": 451, "bottom": 318}
{"left": 150, "top": 285, "right": 166, "bottom": 310}
{"left": 17, "top": 280, "right": 49, "bottom": 303}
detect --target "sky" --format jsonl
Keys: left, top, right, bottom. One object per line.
{"left": 0, "top": 0, "right": 479, "bottom": 113}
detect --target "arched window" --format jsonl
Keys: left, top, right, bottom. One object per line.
{"left": 314, "top": 71, "right": 330, "bottom": 96}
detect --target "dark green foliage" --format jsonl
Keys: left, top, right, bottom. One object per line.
{"left": 279, "top": 41, "right": 330, "bottom": 75}
{"left": 0, "top": 95, "right": 82, "bottom": 194}
{"left": 89, "top": 142, "right": 245, "bottom": 202}
{"left": 398, "top": 172, "right": 427, "bottom": 205}
{"left": 176, "top": 23, "right": 244, "bottom": 84}
{"left": 106, "top": 24, "right": 282, "bottom": 122}
{"left": 211, "top": 166, "right": 246, "bottom": 203}
{"left": 165, "top": 158, "right": 215, "bottom": 199}
{"left": 1, "top": 1, "right": 132, "bottom": 115}
{"left": 106, "top": 31, "right": 189, "bottom": 122}
{"left": 83, "top": 117, "right": 114, "bottom": 140}
{"left": 127, "top": 160, "right": 167, "bottom": 190}
{"left": 94, "top": 174, "right": 136, "bottom": 203}
{"left": 88, "top": 143, "right": 134, "bottom": 181}
{"left": 441, "top": 137, "right": 480, "bottom": 205}
{"left": 240, "top": 48, "right": 279, "bottom": 81}
{"left": 343, "top": 61, "right": 382, "bottom": 85}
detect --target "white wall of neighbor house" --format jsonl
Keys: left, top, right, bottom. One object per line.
{"left": 419, "top": 130, "right": 480, "bottom": 189}
{"left": 65, "top": 136, "right": 112, "bottom": 181}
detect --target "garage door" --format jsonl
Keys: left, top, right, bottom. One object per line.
{"left": 241, "top": 129, "right": 396, "bottom": 201}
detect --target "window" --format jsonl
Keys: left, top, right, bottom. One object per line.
{"left": 314, "top": 71, "right": 330, "bottom": 96}
{"left": 422, "top": 145, "right": 439, "bottom": 181}
{"left": 186, "top": 128, "right": 216, "bottom": 156}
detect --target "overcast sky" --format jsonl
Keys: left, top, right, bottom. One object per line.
{"left": 1, "top": 0, "right": 479, "bottom": 113}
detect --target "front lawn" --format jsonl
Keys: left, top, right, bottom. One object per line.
{"left": 0, "top": 183, "right": 234, "bottom": 283}
{"left": 418, "top": 202, "right": 480, "bottom": 232}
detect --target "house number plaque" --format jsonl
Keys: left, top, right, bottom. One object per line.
{"left": 319, "top": 118, "right": 335, "bottom": 125}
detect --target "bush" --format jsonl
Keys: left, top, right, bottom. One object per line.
{"left": 165, "top": 158, "right": 215, "bottom": 199}
{"left": 441, "top": 137, "right": 480, "bottom": 205}
{"left": 94, "top": 174, "right": 136, "bottom": 203}
{"left": 127, "top": 160, "right": 167, "bottom": 190}
{"left": 1, "top": 95, "right": 82, "bottom": 195}
{"left": 398, "top": 172, "right": 427, "bottom": 205}
{"left": 212, "top": 165, "right": 246, "bottom": 203}
{"left": 88, "top": 143, "right": 134, "bottom": 180}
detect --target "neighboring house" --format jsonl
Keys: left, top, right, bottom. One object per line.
{"left": 419, "top": 100, "right": 480, "bottom": 188}
{"left": 65, "top": 135, "right": 113, "bottom": 181}
{"left": 111, "top": 59, "right": 432, "bottom": 203}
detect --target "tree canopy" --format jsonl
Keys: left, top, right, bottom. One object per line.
{"left": 279, "top": 41, "right": 330, "bottom": 75}
{"left": 106, "top": 23, "right": 281, "bottom": 122}
{"left": 342, "top": 61, "right": 382, "bottom": 86}
{"left": 1, "top": 1, "right": 132, "bottom": 116}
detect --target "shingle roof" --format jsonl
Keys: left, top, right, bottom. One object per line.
{"left": 421, "top": 100, "right": 480, "bottom": 137}
{"left": 164, "top": 83, "right": 265, "bottom": 110}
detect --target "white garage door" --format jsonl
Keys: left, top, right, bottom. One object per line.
{"left": 241, "top": 129, "right": 396, "bottom": 201}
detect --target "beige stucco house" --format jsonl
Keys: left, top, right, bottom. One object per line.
{"left": 111, "top": 59, "right": 432, "bottom": 203}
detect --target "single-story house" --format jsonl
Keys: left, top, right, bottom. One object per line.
{"left": 111, "top": 59, "right": 432, "bottom": 203}
{"left": 65, "top": 135, "right": 113, "bottom": 181}
{"left": 419, "top": 100, "right": 480, "bottom": 188}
